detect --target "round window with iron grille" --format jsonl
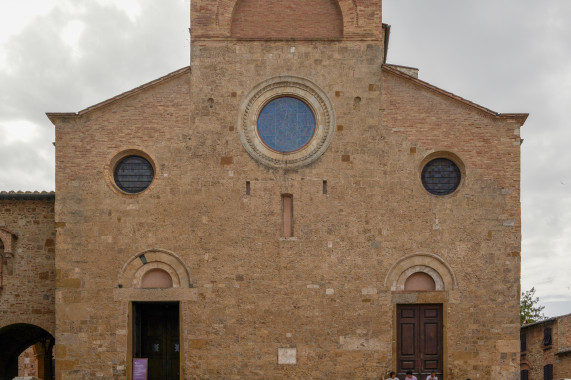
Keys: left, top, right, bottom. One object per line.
{"left": 113, "top": 155, "right": 154, "bottom": 194}
{"left": 421, "top": 158, "right": 461, "bottom": 195}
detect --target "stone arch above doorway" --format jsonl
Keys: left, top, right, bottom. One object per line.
{"left": 384, "top": 253, "right": 457, "bottom": 292}
{"left": 119, "top": 249, "right": 191, "bottom": 289}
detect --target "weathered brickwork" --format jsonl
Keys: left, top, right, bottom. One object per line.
{"left": 381, "top": 66, "right": 524, "bottom": 378}
{"left": 0, "top": 196, "right": 56, "bottom": 379}
{"left": 0, "top": 1, "right": 528, "bottom": 379}
{"left": 521, "top": 314, "right": 571, "bottom": 379}
{"left": 192, "top": 0, "right": 382, "bottom": 40}
{"left": 0, "top": 198, "right": 55, "bottom": 330}
{"left": 231, "top": 0, "right": 343, "bottom": 40}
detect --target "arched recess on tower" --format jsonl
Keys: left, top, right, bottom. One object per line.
{"left": 230, "top": 0, "right": 344, "bottom": 39}
{"left": 0, "top": 323, "right": 54, "bottom": 380}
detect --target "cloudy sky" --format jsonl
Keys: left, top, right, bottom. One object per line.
{"left": 0, "top": 0, "right": 569, "bottom": 317}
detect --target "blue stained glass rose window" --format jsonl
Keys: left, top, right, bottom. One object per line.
{"left": 257, "top": 97, "right": 316, "bottom": 153}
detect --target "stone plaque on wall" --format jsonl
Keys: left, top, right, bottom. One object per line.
{"left": 278, "top": 347, "right": 296, "bottom": 365}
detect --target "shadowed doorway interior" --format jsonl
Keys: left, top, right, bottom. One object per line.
{"left": 133, "top": 302, "right": 180, "bottom": 380}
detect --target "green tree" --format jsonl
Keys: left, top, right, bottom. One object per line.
{"left": 520, "top": 287, "right": 546, "bottom": 325}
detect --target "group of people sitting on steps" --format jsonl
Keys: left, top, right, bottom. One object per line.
{"left": 382, "top": 371, "right": 439, "bottom": 380}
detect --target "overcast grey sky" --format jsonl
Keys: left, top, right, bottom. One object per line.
{"left": 0, "top": 0, "right": 569, "bottom": 317}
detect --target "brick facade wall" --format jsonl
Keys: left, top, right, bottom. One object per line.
{"left": 47, "top": 42, "right": 524, "bottom": 380}
{"left": 380, "top": 67, "right": 523, "bottom": 378}
{"left": 42, "top": 0, "right": 525, "bottom": 379}
{"left": 231, "top": 0, "right": 343, "bottom": 40}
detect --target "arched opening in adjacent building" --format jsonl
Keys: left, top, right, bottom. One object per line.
{"left": 231, "top": 0, "right": 343, "bottom": 40}
{"left": 0, "top": 323, "right": 54, "bottom": 380}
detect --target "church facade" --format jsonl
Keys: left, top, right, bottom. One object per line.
{"left": 0, "top": 1, "right": 527, "bottom": 379}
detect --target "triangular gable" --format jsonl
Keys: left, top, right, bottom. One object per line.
{"left": 382, "top": 64, "right": 528, "bottom": 126}
{"left": 46, "top": 66, "right": 190, "bottom": 121}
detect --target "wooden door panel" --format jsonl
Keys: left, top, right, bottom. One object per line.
{"left": 398, "top": 305, "right": 420, "bottom": 372}
{"left": 423, "top": 323, "right": 438, "bottom": 354}
{"left": 423, "top": 308, "right": 438, "bottom": 318}
{"left": 424, "top": 360, "right": 439, "bottom": 370}
{"left": 397, "top": 304, "right": 443, "bottom": 376}
{"left": 420, "top": 305, "right": 442, "bottom": 373}
{"left": 401, "top": 308, "right": 416, "bottom": 318}
{"left": 400, "top": 323, "right": 416, "bottom": 355}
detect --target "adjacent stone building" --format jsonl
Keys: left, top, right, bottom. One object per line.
{"left": 0, "top": 1, "right": 528, "bottom": 379}
{"left": 0, "top": 192, "right": 55, "bottom": 380}
{"left": 521, "top": 313, "right": 571, "bottom": 379}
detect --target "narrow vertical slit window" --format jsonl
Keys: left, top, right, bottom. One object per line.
{"left": 282, "top": 194, "right": 293, "bottom": 237}
{"left": 323, "top": 180, "right": 328, "bottom": 195}
{"left": 544, "top": 364, "right": 553, "bottom": 380}
{"left": 543, "top": 327, "right": 552, "bottom": 346}
{"left": 246, "top": 181, "right": 251, "bottom": 195}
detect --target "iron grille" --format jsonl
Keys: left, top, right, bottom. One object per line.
{"left": 114, "top": 155, "right": 154, "bottom": 193}
{"left": 421, "top": 158, "right": 461, "bottom": 195}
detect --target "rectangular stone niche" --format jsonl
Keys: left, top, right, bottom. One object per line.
{"left": 278, "top": 347, "right": 296, "bottom": 365}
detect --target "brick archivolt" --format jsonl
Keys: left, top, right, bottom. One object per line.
{"left": 384, "top": 253, "right": 457, "bottom": 292}
{"left": 226, "top": 0, "right": 355, "bottom": 36}
{"left": 193, "top": 0, "right": 381, "bottom": 40}
{"left": 119, "top": 249, "right": 191, "bottom": 289}
{"left": 230, "top": 0, "right": 343, "bottom": 39}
